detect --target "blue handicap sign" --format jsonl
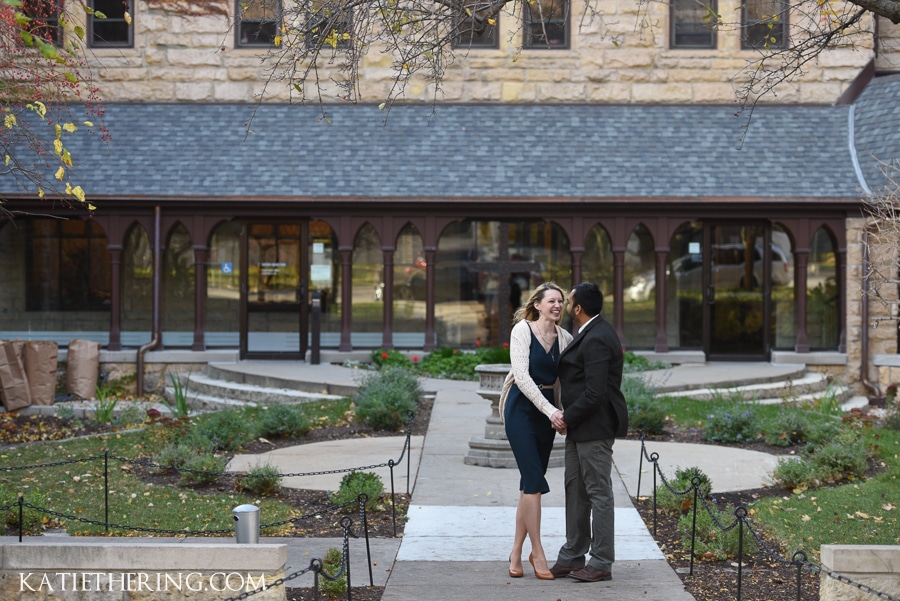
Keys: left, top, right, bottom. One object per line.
{"left": 221, "top": 262, "right": 233, "bottom": 274}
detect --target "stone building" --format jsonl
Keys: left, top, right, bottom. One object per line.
{"left": 1, "top": 0, "right": 899, "bottom": 394}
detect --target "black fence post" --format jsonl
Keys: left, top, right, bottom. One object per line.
{"left": 690, "top": 476, "right": 700, "bottom": 576}
{"left": 792, "top": 550, "right": 808, "bottom": 601}
{"left": 388, "top": 459, "right": 397, "bottom": 537}
{"left": 104, "top": 450, "right": 110, "bottom": 532}
{"left": 17, "top": 494, "right": 23, "bottom": 542}
{"left": 650, "top": 451, "right": 659, "bottom": 536}
{"left": 736, "top": 506, "right": 747, "bottom": 601}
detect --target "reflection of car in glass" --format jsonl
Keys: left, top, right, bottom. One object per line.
{"left": 623, "top": 243, "right": 793, "bottom": 301}
{"left": 375, "top": 255, "right": 477, "bottom": 302}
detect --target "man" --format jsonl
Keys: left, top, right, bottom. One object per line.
{"left": 549, "top": 282, "right": 629, "bottom": 582}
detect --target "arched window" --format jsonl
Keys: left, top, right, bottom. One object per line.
{"left": 808, "top": 227, "right": 839, "bottom": 350}
{"left": 624, "top": 225, "right": 655, "bottom": 349}
{"left": 582, "top": 224, "right": 614, "bottom": 321}
{"left": 162, "top": 224, "right": 195, "bottom": 347}
{"left": 122, "top": 224, "right": 153, "bottom": 346}
{"left": 771, "top": 224, "right": 795, "bottom": 350}
{"left": 351, "top": 223, "right": 383, "bottom": 347}
{"left": 392, "top": 224, "right": 426, "bottom": 347}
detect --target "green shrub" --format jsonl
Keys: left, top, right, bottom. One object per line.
{"left": 623, "top": 351, "right": 670, "bottom": 373}
{"left": 257, "top": 404, "right": 311, "bottom": 439}
{"left": 655, "top": 466, "right": 713, "bottom": 513}
{"left": 678, "top": 502, "right": 758, "bottom": 560}
{"left": 810, "top": 432, "right": 869, "bottom": 482}
{"left": 416, "top": 345, "right": 510, "bottom": 380}
{"left": 161, "top": 373, "right": 191, "bottom": 418}
{"left": 319, "top": 547, "right": 346, "bottom": 601}
{"left": 178, "top": 453, "right": 227, "bottom": 487}
{"left": 354, "top": 367, "right": 421, "bottom": 431}
{"left": 193, "top": 409, "right": 258, "bottom": 451}
{"left": 113, "top": 402, "right": 147, "bottom": 428}
{"left": 331, "top": 471, "right": 384, "bottom": 511}
{"left": 703, "top": 408, "right": 760, "bottom": 444}
{"left": 761, "top": 409, "right": 839, "bottom": 447}
{"left": 371, "top": 349, "right": 412, "bottom": 369}
{"left": 772, "top": 456, "right": 819, "bottom": 490}
{"left": 235, "top": 464, "right": 282, "bottom": 496}
{"left": 155, "top": 442, "right": 196, "bottom": 473}
{"left": 623, "top": 376, "right": 667, "bottom": 435}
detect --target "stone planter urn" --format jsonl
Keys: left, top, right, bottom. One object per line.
{"left": 464, "top": 364, "right": 565, "bottom": 468}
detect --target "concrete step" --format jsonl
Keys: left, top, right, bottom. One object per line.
{"left": 164, "top": 372, "right": 347, "bottom": 411}
{"left": 206, "top": 362, "right": 359, "bottom": 397}
{"left": 660, "top": 371, "right": 836, "bottom": 403}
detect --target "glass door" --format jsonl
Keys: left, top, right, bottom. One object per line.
{"left": 705, "top": 223, "right": 770, "bottom": 360}
{"left": 241, "top": 222, "right": 307, "bottom": 359}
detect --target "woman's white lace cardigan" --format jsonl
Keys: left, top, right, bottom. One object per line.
{"left": 498, "top": 319, "right": 573, "bottom": 423}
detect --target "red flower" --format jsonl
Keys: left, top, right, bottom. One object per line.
{"left": 475, "top": 338, "right": 482, "bottom": 347}
{"left": 381, "top": 352, "right": 388, "bottom": 360}
{"left": 502, "top": 342, "right": 509, "bottom": 348}
{"left": 413, "top": 356, "right": 419, "bottom": 362}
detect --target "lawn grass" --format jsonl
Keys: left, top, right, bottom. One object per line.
{"left": 642, "top": 385, "right": 900, "bottom": 561}
{"left": 0, "top": 398, "right": 357, "bottom": 537}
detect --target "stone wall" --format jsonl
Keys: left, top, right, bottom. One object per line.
{"left": 72, "top": 0, "right": 875, "bottom": 105}
{"left": 820, "top": 545, "right": 900, "bottom": 601}
{"left": 0, "top": 541, "right": 287, "bottom": 601}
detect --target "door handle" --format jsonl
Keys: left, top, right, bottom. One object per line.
{"left": 706, "top": 285, "right": 715, "bottom": 305}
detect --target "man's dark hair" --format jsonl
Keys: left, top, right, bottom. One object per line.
{"left": 571, "top": 282, "right": 603, "bottom": 317}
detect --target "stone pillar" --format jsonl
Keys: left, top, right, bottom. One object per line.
{"left": 464, "top": 364, "right": 564, "bottom": 468}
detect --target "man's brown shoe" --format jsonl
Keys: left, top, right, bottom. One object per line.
{"left": 569, "top": 566, "right": 612, "bottom": 582}
{"left": 548, "top": 563, "right": 581, "bottom": 578}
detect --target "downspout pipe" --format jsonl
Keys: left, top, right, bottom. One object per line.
{"left": 861, "top": 223, "right": 881, "bottom": 399}
{"left": 136, "top": 206, "right": 162, "bottom": 395}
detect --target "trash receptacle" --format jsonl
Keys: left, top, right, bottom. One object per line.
{"left": 233, "top": 504, "right": 259, "bottom": 544}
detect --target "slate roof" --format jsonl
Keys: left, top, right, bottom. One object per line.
{"left": 1, "top": 96, "right": 879, "bottom": 201}
{"left": 851, "top": 74, "right": 900, "bottom": 195}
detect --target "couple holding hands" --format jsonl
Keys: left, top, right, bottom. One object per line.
{"left": 498, "top": 282, "right": 629, "bottom": 582}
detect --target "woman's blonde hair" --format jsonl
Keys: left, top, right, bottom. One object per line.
{"left": 512, "top": 282, "right": 566, "bottom": 324}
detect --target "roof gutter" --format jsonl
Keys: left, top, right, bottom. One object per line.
{"left": 136, "top": 206, "right": 162, "bottom": 394}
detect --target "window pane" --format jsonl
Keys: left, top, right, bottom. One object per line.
{"left": 304, "top": 0, "right": 352, "bottom": 49}
{"left": 742, "top": 0, "right": 786, "bottom": 49}
{"left": 808, "top": 228, "right": 839, "bottom": 350}
{"left": 524, "top": 0, "right": 568, "bottom": 49}
{"left": 454, "top": 10, "right": 499, "bottom": 48}
{"left": 671, "top": 0, "right": 716, "bottom": 48}
{"left": 310, "top": 220, "right": 341, "bottom": 344}
{"left": 91, "top": 0, "right": 132, "bottom": 47}
{"left": 238, "top": 0, "right": 281, "bottom": 46}
{"left": 206, "top": 221, "right": 241, "bottom": 346}
{"left": 771, "top": 225, "right": 795, "bottom": 349}
{"left": 624, "top": 226, "right": 656, "bottom": 349}
{"left": 24, "top": 0, "right": 62, "bottom": 44}
{"left": 0, "top": 219, "right": 110, "bottom": 339}
{"left": 122, "top": 225, "right": 153, "bottom": 338}
{"left": 162, "top": 224, "right": 195, "bottom": 347}
{"left": 582, "top": 224, "right": 614, "bottom": 324}
{"left": 392, "top": 225, "right": 426, "bottom": 339}
{"left": 351, "top": 224, "right": 384, "bottom": 345}
{"left": 435, "top": 220, "right": 570, "bottom": 348}
{"left": 666, "top": 222, "right": 703, "bottom": 349}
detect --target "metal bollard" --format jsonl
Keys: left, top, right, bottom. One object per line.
{"left": 232, "top": 504, "right": 260, "bottom": 544}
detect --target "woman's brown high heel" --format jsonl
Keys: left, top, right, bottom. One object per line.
{"left": 508, "top": 555, "right": 524, "bottom": 578}
{"left": 529, "top": 552, "right": 555, "bottom": 580}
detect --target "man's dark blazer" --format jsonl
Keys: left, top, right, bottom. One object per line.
{"left": 558, "top": 314, "right": 629, "bottom": 441}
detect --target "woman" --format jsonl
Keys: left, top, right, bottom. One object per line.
{"left": 498, "top": 282, "right": 573, "bottom": 580}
